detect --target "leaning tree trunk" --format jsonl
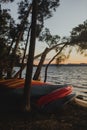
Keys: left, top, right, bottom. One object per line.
{"left": 23, "top": 0, "right": 37, "bottom": 112}
{"left": 19, "top": 25, "right": 31, "bottom": 78}
{"left": 44, "top": 43, "right": 67, "bottom": 82}
{"left": 33, "top": 48, "right": 48, "bottom": 80}
{"left": 33, "top": 43, "right": 66, "bottom": 80}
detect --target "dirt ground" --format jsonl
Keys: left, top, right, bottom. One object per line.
{"left": 0, "top": 100, "right": 87, "bottom": 130}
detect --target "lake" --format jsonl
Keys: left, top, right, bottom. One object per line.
{"left": 14, "top": 65, "right": 87, "bottom": 100}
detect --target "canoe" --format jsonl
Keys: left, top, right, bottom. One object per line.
{"left": 74, "top": 97, "right": 87, "bottom": 108}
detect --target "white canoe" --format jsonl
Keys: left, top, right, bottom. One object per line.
{"left": 74, "top": 97, "right": 87, "bottom": 108}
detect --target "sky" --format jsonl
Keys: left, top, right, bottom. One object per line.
{"left": 45, "top": 0, "right": 87, "bottom": 37}
{"left": 36, "top": 0, "right": 87, "bottom": 64}
{"left": 1, "top": 0, "right": 87, "bottom": 64}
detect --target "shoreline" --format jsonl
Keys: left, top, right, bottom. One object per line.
{"left": 0, "top": 101, "right": 87, "bottom": 130}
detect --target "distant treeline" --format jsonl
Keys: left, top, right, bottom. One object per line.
{"left": 16, "top": 63, "right": 87, "bottom": 67}
{"left": 34, "top": 63, "right": 87, "bottom": 67}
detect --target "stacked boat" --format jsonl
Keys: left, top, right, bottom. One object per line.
{"left": 74, "top": 95, "right": 87, "bottom": 108}
{"left": 0, "top": 79, "right": 76, "bottom": 112}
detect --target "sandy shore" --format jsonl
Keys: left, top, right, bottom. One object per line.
{"left": 0, "top": 100, "right": 87, "bottom": 130}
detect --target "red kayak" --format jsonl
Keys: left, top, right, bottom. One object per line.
{"left": 37, "top": 86, "right": 73, "bottom": 106}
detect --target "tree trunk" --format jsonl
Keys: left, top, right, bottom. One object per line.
{"left": 44, "top": 43, "right": 67, "bottom": 82}
{"left": 23, "top": 0, "right": 37, "bottom": 112}
{"left": 19, "top": 25, "right": 31, "bottom": 78}
{"left": 33, "top": 48, "right": 48, "bottom": 80}
{"left": 33, "top": 43, "right": 67, "bottom": 80}
{"left": 13, "top": 52, "right": 42, "bottom": 78}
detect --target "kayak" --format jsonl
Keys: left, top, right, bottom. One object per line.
{"left": 0, "top": 79, "right": 75, "bottom": 111}
{"left": 0, "top": 79, "right": 71, "bottom": 96}
{"left": 0, "top": 79, "right": 50, "bottom": 89}
{"left": 41, "top": 93, "right": 76, "bottom": 112}
{"left": 34, "top": 85, "right": 75, "bottom": 112}
{"left": 36, "top": 86, "right": 73, "bottom": 106}
{"left": 74, "top": 97, "right": 87, "bottom": 108}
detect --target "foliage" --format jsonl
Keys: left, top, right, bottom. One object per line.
{"left": 70, "top": 20, "right": 87, "bottom": 55}
{"left": 17, "top": 0, "right": 60, "bottom": 37}
{"left": 0, "top": 5, "right": 22, "bottom": 78}
{"left": 39, "top": 28, "right": 60, "bottom": 47}
{"left": 0, "top": 0, "right": 14, "bottom": 3}
{"left": 0, "top": 0, "right": 60, "bottom": 79}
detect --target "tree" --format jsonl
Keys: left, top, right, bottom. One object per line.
{"left": 13, "top": 28, "right": 69, "bottom": 80}
{"left": 44, "top": 43, "right": 68, "bottom": 82}
{"left": 19, "top": 25, "right": 31, "bottom": 78}
{"left": 6, "top": 4, "right": 32, "bottom": 79}
{"left": 0, "top": 0, "right": 14, "bottom": 2}
{"left": 23, "top": 0, "right": 38, "bottom": 112}
{"left": 33, "top": 28, "right": 66, "bottom": 80}
{"left": 0, "top": 5, "right": 19, "bottom": 78}
{"left": 70, "top": 19, "right": 87, "bottom": 56}
{"left": 0, "top": 0, "right": 60, "bottom": 79}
